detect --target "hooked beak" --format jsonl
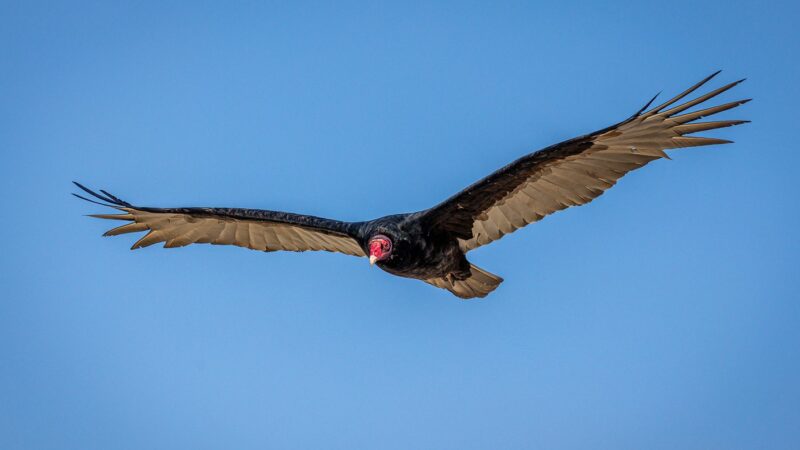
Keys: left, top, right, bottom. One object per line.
{"left": 369, "top": 254, "right": 378, "bottom": 266}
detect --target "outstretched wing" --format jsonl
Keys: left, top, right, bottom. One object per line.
{"left": 73, "top": 183, "right": 365, "bottom": 257}
{"left": 420, "top": 71, "right": 750, "bottom": 252}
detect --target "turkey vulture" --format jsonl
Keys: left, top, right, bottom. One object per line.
{"left": 75, "top": 72, "right": 749, "bottom": 299}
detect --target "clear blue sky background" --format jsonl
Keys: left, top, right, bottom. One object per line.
{"left": 1, "top": 1, "right": 798, "bottom": 449}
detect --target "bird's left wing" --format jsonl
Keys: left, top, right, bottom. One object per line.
{"left": 73, "top": 183, "right": 365, "bottom": 257}
{"left": 419, "top": 72, "right": 749, "bottom": 252}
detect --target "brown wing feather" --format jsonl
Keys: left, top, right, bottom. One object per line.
{"left": 75, "top": 184, "right": 365, "bottom": 257}
{"left": 99, "top": 208, "right": 364, "bottom": 256}
{"left": 421, "top": 72, "right": 749, "bottom": 252}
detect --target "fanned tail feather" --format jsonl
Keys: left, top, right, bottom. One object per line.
{"left": 425, "top": 264, "right": 503, "bottom": 299}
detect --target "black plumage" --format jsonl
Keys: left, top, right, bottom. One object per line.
{"left": 75, "top": 72, "right": 749, "bottom": 299}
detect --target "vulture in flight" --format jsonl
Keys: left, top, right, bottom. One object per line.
{"left": 75, "top": 72, "right": 749, "bottom": 299}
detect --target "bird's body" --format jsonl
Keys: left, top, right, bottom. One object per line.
{"left": 355, "top": 213, "right": 471, "bottom": 280}
{"left": 75, "top": 72, "right": 749, "bottom": 299}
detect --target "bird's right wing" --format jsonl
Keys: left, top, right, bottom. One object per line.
{"left": 73, "top": 183, "right": 365, "bottom": 257}
{"left": 419, "top": 72, "right": 749, "bottom": 252}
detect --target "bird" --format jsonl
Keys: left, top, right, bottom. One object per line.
{"left": 74, "top": 71, "right": 749, "bottom": 299}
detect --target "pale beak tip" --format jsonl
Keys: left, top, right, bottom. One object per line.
{"left": 369, "top": 255, "right": 378, "bottom": 266}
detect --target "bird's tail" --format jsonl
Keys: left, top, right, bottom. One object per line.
{"left": 425, "top": 264, "right": 503, "bottom": 299}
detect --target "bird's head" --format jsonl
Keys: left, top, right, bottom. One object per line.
{"left": 368, "top": 234, "right": 393, "bottom": 266}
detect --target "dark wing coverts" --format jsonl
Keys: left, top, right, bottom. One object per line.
{"left": 421, "top": 72, "right": 749, "bottom": 252}
{"left": 73, "top": 183, "right": 365, "bottom": 257}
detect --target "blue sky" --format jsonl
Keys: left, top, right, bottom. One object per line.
{"left": 1, "top": 1, "right": 798, "bottom": 449}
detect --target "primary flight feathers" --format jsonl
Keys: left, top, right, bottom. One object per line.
{"left": 73, "top": 184, "right": 365, "bottom": 256}
{"left": 423, "top": 71, "right": 749, "bottom": 251}
{"left": 76, "top": 72, "right": 749, "bottom": 299}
